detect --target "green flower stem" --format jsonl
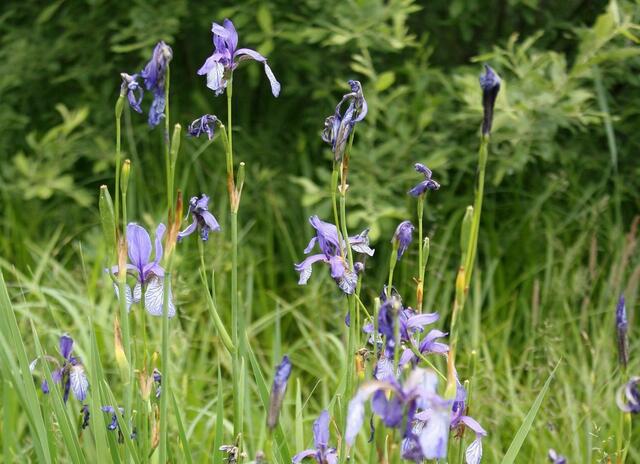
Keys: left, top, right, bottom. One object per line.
{"left": 446, "top": 135, "right": 489, "bottom": 397}
{"left": 416, "top": 195, "right": 425, "bottom": 311}
{"left": 387, "top": 244, "right": 399, "bottom": 298}
{"left": 114, "top": 94, "right": 125, "bottom": 230}
{"left": 159, "top": 66, "right": 173, "bottom": 463}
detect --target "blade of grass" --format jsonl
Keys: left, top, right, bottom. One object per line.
{"left": 171, "top": 389, "right": 193, "bottom": 464}
{"left": 500, "top": 360, "right": 560, "bottom": 464}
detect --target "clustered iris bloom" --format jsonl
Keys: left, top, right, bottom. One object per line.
{"left": 408, "top": 163, "right": 440, "bottom": 197}
{"left": 178, "top": 194, "right": 221, "bottom": 241}
{"left": 187, "top": 114, "right": 219, "bottom": 140}
{"left": 346, "top": 368, "right": 486, "bottom": 463}
{"left": 295, "top": 216, "right": 374, "bottom": 295}
{"left": 268, "top": 355, "right": 292, "bottom": 430}
{"left": 102, "top": 406, "right": 136, "bottom": 443}
{"left": 110, "top": 223, "right": 176, "bottom": 318}
{"left": 292, "top": 410, "right": 338, "bottom": 464}
{"left": 479, "top": 65, "right": 501, "bottom": 135}
{"left": 198, "top": 19, "right": 280, "bottom": 97}
{"left": 121, "top": 41, "right": 173, "bottom": 127}
{"left": 29, "top": 334, "right": 89, "bottom": 403}
{"left": 321, "top": 80, "right": 367, "bottom": 162}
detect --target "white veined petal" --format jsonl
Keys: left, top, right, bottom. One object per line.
{"left": 465, "top": 438, "right": 483, "bottom": 464}
{"left": 298, "top": 265, "right": 312, "bottom": 285}
{"left": 70, "top": 365, "right": 89, "bottom": 401}
{"left": 144, "top": 277, "right": 176, "bottom": 318}
{"left": 206, "top": 62, "right": 227, "bottom": 94}
{"left": 113, "top": 283, "right": 135, "bottom": 311}
{"left": 133, "top": 282, "right": 142, "bottom": 303}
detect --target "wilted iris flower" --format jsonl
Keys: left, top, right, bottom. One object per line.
{"left": 29, "top": 334, "right": 89, "bottom": 403}
{"left": 479, "top": 65, "right": 501, "bottom": 135}
{"left": 110, "top": 223, "right": 176, "bottom": 318}
{"left": 292, "top": 410, "right": 338, "bottom": 464}
{"left": 120, "top": 73, "right": 143, "bottom": 113}
{"left": 408, "top": 163, "right": 440, "bottom": 197}
{"left": 81, "top": 404, "right": 90, "bottom": 429}
{"left": 295, "top": 215, "right": 374, "bottom": 295}
{"left": 617, "top": 377, "right": 640, "bottom": 414}
{"left": 616, "top": 294, "right": 628, "bottom": 368}
{"left": 548, "top": 449, "right": 567, "bottom": 464}
{"left": 141, "top": 41, "right": 173, "bottom": 127}
{"left": 187, "top": 114, "right": 219, "bottom": 140}
{"left": 321, "top": 80, "right": 367, "bottom": 162}
{"left": 178, "top": 194, "right": 221, "bottom": 241}
{"left": 268, "top": 355, "right": 292, "bottom": 430}
{"left": 198, "top": 18, "right": 280, "bottom": 97}
{"left": 393, "top": 220, "right": 415, "bottom": 261}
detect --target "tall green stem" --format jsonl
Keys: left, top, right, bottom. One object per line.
{"left": 416, "top": 195, "right": 425, "bottom": 311}
{"left": 447, "top": 135, "right": 489, "bottom": 396}
{"left": 164, "top": 66, "right": 173, "bottom": 213}
{"left": 115, "top": 95, "right": 124, "bottom": 229}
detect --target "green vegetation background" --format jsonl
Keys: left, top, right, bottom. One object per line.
{"left": 0, "top": 0, "right": 639, "bottom": 462}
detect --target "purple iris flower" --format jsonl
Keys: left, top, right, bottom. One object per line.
{"left": 120, "top": 73, "right": 143, "bottom": 113}
{"left": 616, "top": 294, "right": 628, "bottom": 368}
{"left": 321, "top": 80, "right": 368, "bottom": 162}
{"left": 363, "top": 292, "right": 439, "bottom": 380}
{"left": 187, "top": 114, "right": 219, "bottom": 140}
{"left": 448, "top": 384, "right": 487, "bottom": 464}
{"left": 110, "top": 223, "right": 176, "bottom": 318}
{"left": 295, "top": 216, "right": 374, "bottom": 295}
{"left": 393, "top": 221, "right": 415, "bottom": 261}
{"left": 617, "top": 377, "right": 640, "bottom": 413}
{"left": 267, "top": 355, "right": 292, "bottom": 430}
{"left": 408, "top": 163, "right": 440, "bottom": 197}
{"left": 29, "top": 334, "right": 89, "bottom": 403}
{"left": 346, "top": 368, "right": 450, "bottom": 461}
{"left": 399, "top": 329, "right": 449, "bottom": 369}
{"left": 292, "top": 410, "right": 338, "bottom": 464}
{"left": 548, "top": 449, "right": 567, "bottom": 464}
{"left": 479, "top": 65, "right": 501, "bottom": 135}
{"left": 178, "top": 195, "right": 221, "bottom": 241}
{"left": 197, "top": 18, "right": 280, "bottom": 97}
{"left": 140, "top": 41, "right": 173, "bottom": 127}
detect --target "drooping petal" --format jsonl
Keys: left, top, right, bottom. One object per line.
{"left": 406, "top": 312, "right": 439, "bottom": 330}
{"left": 418, "top": 407, "right": 450, "bottom": 459}
{"left": 460, "top": 416, "right": 487, "bottom": 437}
{"left": 465, "top": 438, "right": 483, "bottom": 464}
{"left": 70, "top": 364, "right": 89, "bottom": 401}
{"left": 127, "top": 223, "right": 152, "bottom": 273}
{"left": 345, "top": 381, "right": 387, "bottom": 445}
{"left": 291, "top": 449, "right": 318, "bottom": 463}
{"left": 234, "top": 48, "right": 280, "bottom": 97}
{"left": 177, "top": 220, "right": 198, "bottom": 241}
{"left": 206, "top": 62, "right": 228, "bottom": 95}
{"left": 201, "top": 211, "right": 221, "bottom": 233}
{"left": 143, "top": 276, "right": 176, "bottom": 318}
{"left": 59, "top": 334, "right": 74, "bottom": 360}
{"left": 113, "top": 283, "right": 134, "bottom": 311}
{"left": 294, "top": 254, "right": 327, "bottom": 285}
{"left": 197, "top": 52, "right": 226, "bottom": 76}
{"left": 349, "top": 229, "right": 375, "bottom": 256}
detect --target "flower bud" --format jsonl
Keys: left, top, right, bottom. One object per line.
{"left": 392, "top": 220, "right": 415, "bottom": 261}
{"left": 461, "top": 206, "right": 473, "bottom": 258}
{"left": 120, "top": 159, "right": 131, "bottom": 197}
{"left": 479, "top": 65, "right": 501, "bottom": 136}
{"left": 616, "top": 294, "right": 629, "bottom": 368}
{"left": 99, "top": 185, "right": 116, "bottom": 253}
{"left": 267, "top": 355, "right": 292, "bottom": 430}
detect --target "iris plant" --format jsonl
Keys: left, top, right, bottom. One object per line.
{"left": 292, "top": 410, "right": 338, "bottom": 464}
{"left": 178, "top": 194, "right": 221, "bottom": 241}
{"left": 321, "top": 80, "right": 367, "bottom": 162}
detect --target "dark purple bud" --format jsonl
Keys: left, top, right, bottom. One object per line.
{"left": 392, "top": 221, "right": 415, "bottom": 261}
{"left": 187, "top": 114, "right": 219, "bottom": 140}
{"left": 141, "top": 41, "right": 173, "bottom": 127}
{"left": 81, "top": 404, "right": 90, "bottom": 429}
{"left": 120, "top": 73, "right": 144, "bottom": 113}
{"left": 267, "top": 355, "right": 292, "bottom": 430}
{"left": 479, "top": 65, "right": 501, "bottom": 135}
{"left": 153, "top": 368, "right": 162, "bottom": 398}
{"left": 354, "top": 262, "right": 365, "bottom": 274}
{"left": 616, "top": 294, "right": 629, "bottom": 368}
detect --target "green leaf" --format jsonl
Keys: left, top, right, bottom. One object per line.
{"left": 500, "top": 361, "right": 561, "bottom": 464}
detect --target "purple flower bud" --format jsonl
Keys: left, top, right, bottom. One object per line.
{"left": 479, "top": 65, "right": 501, "bottom": 135}
{"left": 187, "top": 114, "right": 219, "bottom": 140}
{"left": 408, "top": 163, "right": 440, "bottom": 197}
{"left": 354, "top": 262, "right": 365, "bottom": 274}
{"left": 392, "top": 220, "right": 415, "bottom": 260}
{"left": 267, "top": 355, "right": 292, "bottom": 430}
{"left": 616, "top": 294, "right": 628, "bottom": 368}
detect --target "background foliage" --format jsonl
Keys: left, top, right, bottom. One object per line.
{"left": 0, "top": 0, "right": 639, "bottom": 462}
